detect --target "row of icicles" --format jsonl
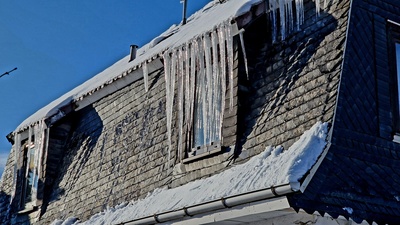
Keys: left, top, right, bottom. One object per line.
{"left": 138, "top": 0, "right": 330, "bottom": 164}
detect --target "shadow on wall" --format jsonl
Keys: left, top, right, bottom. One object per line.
{"left": 40, "top": 105, "right": 103, "bottom": 220}
{"left": 0, "top": 191, "right": 12, "bottom": 224}
{"left": 235, "top": 1, "right": 339, "bottom": 157}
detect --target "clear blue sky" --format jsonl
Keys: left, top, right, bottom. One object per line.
{"left": 0, "top": 0, "right": 210, "bottom": 175}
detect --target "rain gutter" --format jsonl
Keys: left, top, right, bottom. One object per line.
{"left": 116, "top": 183, "right": 297, "bottom": 225}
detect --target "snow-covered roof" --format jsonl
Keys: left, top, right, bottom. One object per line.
{"left": 15, "top": 0, "right": 264, "bottom": 133}
{"left": 51, "top": 121, "right": 328, "bottom": 225}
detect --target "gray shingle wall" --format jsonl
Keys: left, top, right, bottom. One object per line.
{"left": 288, "top": 0, "right": 400, "bottom": 223}
{"left": 37, "top": 55, "right": 239, "bottom": 223}
{"left": 0, "top": 147, "right": 16, "bottom": 223}
{"left": 235, "top": 0, "right": 348, "bottom": 161}
{"left": 0, "top": 0, "right": 350, "bottom": 224}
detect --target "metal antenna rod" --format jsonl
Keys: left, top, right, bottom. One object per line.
{"left": 182, "top": 0, "right": 188, "bottom": 25}
{"left": 0, "top": 67, "right": 17, "bottom": 78}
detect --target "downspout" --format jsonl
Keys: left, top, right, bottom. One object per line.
{"left": 116, "top": 183, "right": 297, "bottom": 225}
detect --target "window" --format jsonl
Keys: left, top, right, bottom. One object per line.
{"left": 19, "top": 137, "right": 38, "bottom": 211}
{"left": 192, "top": 62, "right": 223, "bottom": 153}
{"left": 388, "top": 21, "right": 400, "bottom": 141}
{"left": 163, "top": 23, "right": 238, "bottom": 162}
{"left": 186, "top": 31, "right": 228, "bottom": 160}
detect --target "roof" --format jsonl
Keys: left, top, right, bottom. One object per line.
{"left": 14, "top": 0, "right": 265, "bottom": 133}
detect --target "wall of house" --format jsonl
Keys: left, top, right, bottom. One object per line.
{"left": 0, "top": 146, "right": 16, "bottom": 223}
{"left": 234, "top": 0, "right": 347, "bottom": 160}
{"left": 289, "top": 0, "right": 400, "bottom": 224}
{"left": 34, "top": 56, "right": 239, "bottom": 224}
{"left": 0, "top": 0, "right": 351, "bottom": 224}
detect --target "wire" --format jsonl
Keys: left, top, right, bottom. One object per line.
{"left": 0, "top": 67, "right": 17, "bottom": 78}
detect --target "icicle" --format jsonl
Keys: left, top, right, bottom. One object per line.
{"left": 239, "top": 31, "right": 249, "bottom": 80}
{"left": 163, "top": 50, "right": 175, "bottom": 171}
{"left": 295, "top": 0, "right": 304, "bottom": 30}
{"left": 200, "top": 37, "right": 207, "bottom": 146}
{"left": 177, "top": 49, "right": 185, "bottom": 161}
{"left": 203, "top": 33, "right": 213, "bottom": 144}
{"left": 279, "top": 0, "right": 286, "bottom": 40}
{"left": 269, "top": 0, "right": 278, "bottom": 42}
{"left": 143, "top": 62, "right": 149, "bottom": 92}
{"left": 217, "top": 23, "right": 227, "bottom": 139}
{"left": 211, "top": 30, "right": 220, "bottom": 141}
{"left": 184, "top": 42, "right": 192, "bottom": 147}
{"left": 226, "top": 21, "right": 235, "bottom": 111}
{"left": 218, "top": 23, "right": 227, "bottom": 84}
{"left": 286, "top": 0, "right": 294, "bottom": 32}
{"left": 315, "top": 0, "right": 321, "bottom": 16}
{"left": 189, "top": 40, "right": 197, "bottom": 139}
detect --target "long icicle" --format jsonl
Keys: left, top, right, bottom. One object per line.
{"left": 203, "top": 32, "right": 213, "bottom": 145}
{"left": 239, "top": 31, "right": 249, "bottom": 80}
{"left": 189, "top": 39, "right": 197, "bottom": 148}
{"left": 163, "top": 50, "right": 174, "bottom": 171}
{"left": 193, "top": 38, "right": 201, "bottom": 148}
{"left": 295, "top": 0, "right": 304, "bottom": 30}
{"left": 279, "top": 0, "right": 286, "bottom": 40}
{"left": 269, "top": 0, "right": 278, "bottom": 42}
{"left": 226, "top": 20, "right": 235, "bottom": 111}
{"left": 211, "top": 29, "right": 220, "bottom": 141}
{"left": 177, "top": 48, "right": 185, "bottom": 161}
{"left": 218, "top": 23, "right": 227, "bottom": 141}
{"left": 184, "top": 42, "right": 192, "bottom": 153}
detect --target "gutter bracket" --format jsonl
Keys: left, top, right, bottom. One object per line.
{"left": 183, "top": 207, "right": 192, "bottom": 217}
{"left": 221, "top": 197, "right": 230, "bottom": 208}
{"left": 154, "top": 214, "right": 161, "bottom": 223}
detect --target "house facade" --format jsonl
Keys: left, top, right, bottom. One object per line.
{"left": 0, "top": 0, "right": 399, "bottom": 224}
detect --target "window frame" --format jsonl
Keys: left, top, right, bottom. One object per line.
{"left": 387, "top": 20, "right": 400, "bottom": 142}
{"left": 18, "top": 137, "right": 38, "bottom": 212}
{"left": 185, "top": 38, "right": 225, "bottom": 161}
{"left": 182, "top": 31, "right": 239, "bottom": 163}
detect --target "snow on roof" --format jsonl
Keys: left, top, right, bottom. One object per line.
{"left": 15, "top": 0, "right": 263, "bottom": 133}
{"left": 52, "top": 121, "right": 328, "bottom": 225}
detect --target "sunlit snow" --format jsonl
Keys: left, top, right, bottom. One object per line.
{"left": 52, "top": 121, "right": 328, "bottom": 225}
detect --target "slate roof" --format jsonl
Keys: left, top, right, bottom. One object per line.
{"left": 2, "top": 0, "right": 400, "bottom": 224}
{"left": 289, "top": 0, "right": 400, "bottom": 224}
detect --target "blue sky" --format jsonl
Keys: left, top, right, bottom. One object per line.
{"left": 0, "top": 0, "right": 210, "bottom": 176}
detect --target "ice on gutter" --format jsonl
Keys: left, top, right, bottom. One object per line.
{"left": 52, "top": 121, "right": 328, "bottom": 225}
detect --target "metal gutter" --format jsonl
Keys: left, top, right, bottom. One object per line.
{"left": 116, "top": 183, "right": 296, "bottom": 225}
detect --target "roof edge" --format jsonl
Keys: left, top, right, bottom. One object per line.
{"left": 116, "top": 183, "right": 297, "bottom": 225}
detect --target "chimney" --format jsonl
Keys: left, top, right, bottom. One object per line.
{"left": 129, "top": 45, "right": 138, "bottom": 62}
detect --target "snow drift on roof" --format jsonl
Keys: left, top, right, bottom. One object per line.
{"left": 52, "top": 121, "right": 328, "bottom": 225}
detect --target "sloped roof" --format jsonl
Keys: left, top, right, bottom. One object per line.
{"left": 15, "top": 0, "right": 264, "bottom": 133}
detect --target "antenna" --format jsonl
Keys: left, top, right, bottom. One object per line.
{"left": 181, "top": 0, "right": 188, "bottom": 25}
{"left": 0, "top": 67, "right": 17, "bottom": 79}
